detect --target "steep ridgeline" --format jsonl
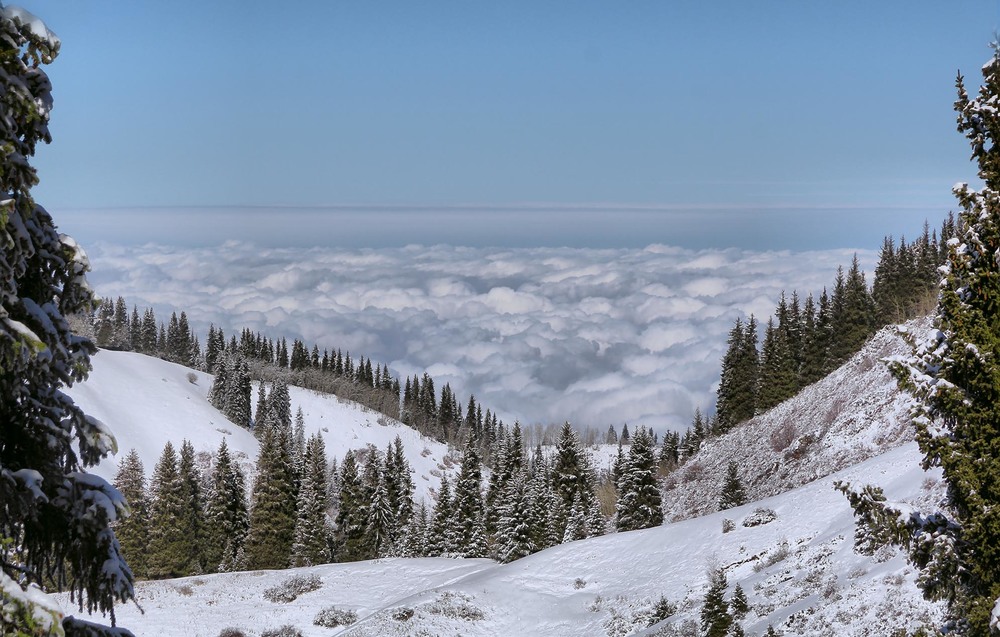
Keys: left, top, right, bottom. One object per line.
{"left": 661, "top": 319, "right": 925, "bottom": 523}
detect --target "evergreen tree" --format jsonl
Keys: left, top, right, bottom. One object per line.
{"left": 615, "top": 427, "right": 663, "bottom": 532}
{"left": 177, "top": 440, "right": 206, "bottom": 573}
{"left": 204, "top": 439, "right": 249, "bottom": 572}
{"left": 244, "top": 424, "right": 297, "bottom": 569}
{"left": 716, "top": 316, "right": 759, "bottom": 430}
{"left": 495, "top": 473, "right": 535, "bottom": 563}
{"left": 112, "top": 450, "right": 149, "bottom": 580}
{"left": 292, "top": 434, "right": 331, "bottom": 566}
{"left": 335, "top": 451, "right": 367, "bottom": 561}
{"left": 730, "top": 583, "right": 749, "bottom": 618}
{"left": 718, "top": 461, "right": 747, "bottom": 511}
{"left": 147, "top": 442, "right": 190, "bottom": 579}
{"left": 551, "top": 422, "right": 596, "bottom": 538}
{"left": 840, "top": 51, "right": 1000, "bottom": 636}
{"left": 452, "top": 439, "right": 486, "bottom": 557}
{"left": 427, "top": 475, "right": 457, "bottom": 556}
{"left": 701, "top": 567, "right": 732, "bottom": 637}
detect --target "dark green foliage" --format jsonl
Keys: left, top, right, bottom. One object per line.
{"left": 177, "top": 440, "right": 206, "bottom": 573}
{"left": 147, "top": 442, "right": 191, "bottom": 578}
{"left": 718, "top": 461, "right": 746, "bottom": 511}
{"left": 840, "top": 50, "right": 1000, "bottom": 637}
{"left": 452, "top": 439, "right": 486, "bottom": 557}
{"left": 0, "top": 9, "right": 135, "bottom": 633}
{"left": 334, "top": 452, "right": 367, "bottom": 561}
{"left": 204, "top": 439, "right": 249, "bottom": 572}
{"left": 716, "top": 316, "right": 759, "bottom": 430}
{"left": 112, "top": 450, "right": 149, "bottom": 579}
{"left": 551, "top": 422, "right": 596, "bottom": 538}
{"left": 701, "top": 567, "right": 732, "bottom": 637}
{"left": 615, "top": 427, "right": 663, "bottom": 532}
{"left": 244, "top": 423, "right": 297, "bottom": 570}
{"left": 427, "top": 475, "right": 457, "bottom": 556}
{"left": 730, "top": 583, "right": 749, "bottom": 618}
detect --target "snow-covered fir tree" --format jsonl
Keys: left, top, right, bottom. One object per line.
{"left": 112, "top": 450, "right": 149, "bottom": 580}
{"left": 292, "top": 433, "right": 331, "bottom": 566}
{"left": 147, "top": 442, "right": 191, "bottom": 579}
{"left": 203, "top": 438, "right": 249, "bottom": 572}
{"left": 335, "top": 451, "right": 368, "bottom": 562}
{"left": 452, "top": 438, "right": 487, "bottom": 557}
{"left": 495, "top": 472, "right": 535, "bottom": 563}
{"left": 701, "top": 566, "right": 732, "bottom": 637}
{"left": 718, "top": 461, "right": 747, "bottom": 511}
{"left": 840, "top": 47, "right": 1000, "bottom": 637}
{"left": 427, "top": 474, "right": 458, "bottom": 556}
{"left": 615, "top": 426, "right": 663, "bottom": 532}
{"left": 244, "top": 419, "right": 297, "bottom": 569}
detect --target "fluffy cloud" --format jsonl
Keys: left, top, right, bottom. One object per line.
{"left": 82, "top": 241, "right": 875, "bottom": 433}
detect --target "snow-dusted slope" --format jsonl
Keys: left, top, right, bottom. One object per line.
{"left": 66, "top": 350, "right": 455, "bottom": 502}
{"left": 661, "top": 320, "right": 923, "bottom": 522}
{"left": 79, "top": 443, "right": 944, "bottom": 636}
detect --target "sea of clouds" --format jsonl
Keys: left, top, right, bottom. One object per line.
{"left": 83, "top": 241, "right": 876, "bottom": 433}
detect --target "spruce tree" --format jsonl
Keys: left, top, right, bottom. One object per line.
{"left": 615, "top": 427, "right": 663, "bottom": 532}
{"left": 701, "top": 567, "right": 732, "bottom": 637}
{"left": 495, "top": 473, "right": 535, "bottom": 563}
{"left": 204, "top": 439, "right": 248, "bottom": 572}
{"left": 335, "top": 451, "right": 367, "bottom": 561}
{"left": 452, "top": 439, "right": 487, "bottom": 557}
{"left": 292, "top": 434, "right": 331, "bottom": 566}
{"left": 112, "top": 450, "right": 149, "bottom": 580}
{"left": 177, "top": 440, "right": 206, "bottom": 574}
{"left": 147, "top": 442, "right": 190, "bottom": 579}
{"left": 718, "top": 461, "right": 747, "bottom": 511}
{"left": 244, "top": 424, "right": 297, "bottom": 570}
{"left": 840, "top": 49, "right": 1000, "bottom": 637}
{"left": 427, "top": 475, "right": 457, "bottom": 556}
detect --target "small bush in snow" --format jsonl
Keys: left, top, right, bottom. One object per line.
{"left": 391, "top": 607, "right": 415, "bottom": 622}
{"left": 426, "top": 591, "right": 485, "bottom": 621}
{"left": 218, "top": 629, "right": 246, "bottom": 637}
{"left": 742, "top": 507, "right": 777, "bottom": 527}
{"left": 647, "top": 595, "right": 677, "bottom": 626}
{"left": 313, "top": 606, "right": 358, "bottom": 628}
{"left": 263, "top": 573, "right": 322, "bottom": 603}
{"left": 721, "top": 518, "right": 735, "bottom": 534}
{"left": 260, "top": 626, "right": 302, "bottom": 637}
{"left": 574, "top": 578, "right": 587, "bottom": 589}
{"left": 753, "top": 542, "right": 791, "bottom": 572}
{"left": 186, "top": 371, "right": 198, "bottom": 384}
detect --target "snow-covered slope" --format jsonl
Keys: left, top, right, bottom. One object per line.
{"left": 76, "top": 442, "right": 944, "bottom": 636}
{"left": 661, "top": 321, "right": 923, "bottom": 522}
{"left": 66, "top": 350, "right": 455, "bottom": 502}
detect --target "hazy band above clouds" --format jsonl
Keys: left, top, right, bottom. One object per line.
{"left": 83, "top": 241, "right": 876, "bottom": 433}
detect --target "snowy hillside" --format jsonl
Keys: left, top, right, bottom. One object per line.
{"left": 72, "top": 442, "right": 944, "bottom": 636}
{"left": 660, "top": 320, "right": 923, "bottom": 522}
{"left": 66, "top": 350, "right": 456, "bottom": 502}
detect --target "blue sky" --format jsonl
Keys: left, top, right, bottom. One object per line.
{"left": 25, "top": 1, "right": 1000, "bottom": 249}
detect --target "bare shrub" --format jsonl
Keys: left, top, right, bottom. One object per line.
{"left": 313, "top": 607, "right": 358, "bottom": 628}
{"left": 574, "top": 578, "right": 587, "bottom": 589}
{"left": 683, "top": 461, "right": 705, "bottom": 483}
{"left": 769, "top": 420, "right": 796, "bottom": 452}
{"left": 722, "top": 518, "right": 735, "bottom": 534}
{"left": 392, "top": 607, "right": 415, "bottom": 621}
{"left": 187, "top": 371, "right": 198, "bottom": 384}
{"left": 752, "top": 542, "right": 791, "bottom": 572}
{"left": 742, "top": 507, "right": 777, "bottom": 527}
{"left": 426, "top": 591, "right": 485, "bottom": 621}
{"left": 264, "top": 573, "right": 322, "bottom": 603}
{"left": 175, "top": 584, "right": 194, "bottom": 596}
{"left": 218, "top": 629, "right": 246, "bottom": 637}
{"left": 261, "top": 626, "right": 302, "bottom": 637}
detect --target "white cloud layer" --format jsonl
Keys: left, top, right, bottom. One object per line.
{"left": 83, "top": 241, "right": 876, "bottom": 433}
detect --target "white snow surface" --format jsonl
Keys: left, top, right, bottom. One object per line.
{"left": 65, "top": 443, "right": 944, "bottom": 636}
{"left": 65, "top": 350, "right": 456, "bottom": 503}
{"left": 60, "top": 325, "right": 948, "bottom": 635}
